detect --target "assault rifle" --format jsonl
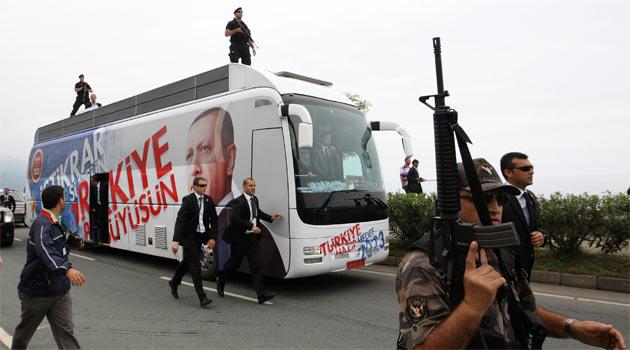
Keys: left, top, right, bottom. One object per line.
{"left": 236, "top": 20, "right": 259, "bottom": 49}
{"left": 418, "top": 37, "right": 520, "bottom": 303}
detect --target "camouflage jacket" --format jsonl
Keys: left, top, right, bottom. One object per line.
{"left": 396, "top": 249, "right": 535, "bottom": 349}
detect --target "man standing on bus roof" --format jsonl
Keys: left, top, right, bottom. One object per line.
{"left": 225, "top": 7, "right": 256, "bottom": 65}
{"left": 169, "top": 176, "right": 218, "bottom": 308}
{"left": 70, "top": 74, "right": 93, "bottom": 116}
{"left": 12, "top": 185, "right": 86, "bottom": 349}
{"left": 185, "top": 107, "right": 236, "bottom": 207}
{"left": 217, "top": 178, "right": 281, "bottom": 305}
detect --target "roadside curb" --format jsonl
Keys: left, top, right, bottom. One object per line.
{"left": 377, "top": 258, "right": 630, "bottom": 293}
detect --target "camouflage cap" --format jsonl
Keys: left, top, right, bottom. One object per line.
{"left": 456, "top": 158, "right": 519, "bottom": 194}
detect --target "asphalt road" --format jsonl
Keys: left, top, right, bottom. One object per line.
{"left": 1, "top": 227, "right": 628, "bottom": 349}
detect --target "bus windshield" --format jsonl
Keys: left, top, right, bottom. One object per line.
{"left": 285, "top": 95, "right": 387, "bottom": 225}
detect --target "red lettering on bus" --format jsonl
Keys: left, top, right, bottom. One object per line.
{"left": 131, "top": 138, "right": 151, "bottom": 191}
{"left": 152, "top": 126, "right": 172, "bottom": 180}
{"left": 109, "top": 161, "right": 129, "bottom": 210}
{"left": 78, "top": 180, "right": 89, "bottom": 221}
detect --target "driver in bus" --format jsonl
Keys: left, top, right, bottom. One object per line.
{"left": 311, "top": 131, "right": 343, "bottom": 181}
{"left": 185, "top": 107, "right": 237, "bottom": 207}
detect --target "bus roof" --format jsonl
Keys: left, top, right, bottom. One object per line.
{"left": 35, "top": 64, "right": 353, "bottom": 144}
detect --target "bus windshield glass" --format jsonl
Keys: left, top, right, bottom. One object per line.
{"left": 284, "top": 95, "right": 387, "bottom": 225}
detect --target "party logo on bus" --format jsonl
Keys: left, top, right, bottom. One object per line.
{"left": 31, "top": 149, "right": 44, "bottom": 183}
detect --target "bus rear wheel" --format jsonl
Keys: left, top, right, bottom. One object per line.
{"left": 200, "top": 245, "right": 219, "bottom": 281}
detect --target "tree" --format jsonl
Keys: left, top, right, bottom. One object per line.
{"left": 344, "top": 92, "right": 372, "bottom": 115}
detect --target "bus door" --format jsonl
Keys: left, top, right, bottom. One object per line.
{"left": 92, "top": 172, "right": 109, "bottom": 244}
{"left": 251, "top": 128, "right": 291, "bottom": 278}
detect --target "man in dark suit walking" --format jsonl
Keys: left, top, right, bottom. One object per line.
{"left": 217, "top": 177, "right": 281, "bottom": 304}
{"left": 169, "top": 176, "right": 218, "bottom": 307}
{"left": 500, "top": 152, "right": 545, "bottom": 280}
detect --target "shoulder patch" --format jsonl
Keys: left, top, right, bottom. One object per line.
{"left": 406, "top": 295, "right": 428, "bottom": 322}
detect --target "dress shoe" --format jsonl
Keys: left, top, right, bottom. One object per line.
{"left": 257, "top": 292, "right": 275, "bottom": 305}
{"left": 199, "top": 295, "right": 213, "bottom": 308}
{"left": 216, "top": 276, "right": 225, "bottom": 298}
{"left": 168, "top": 280, "right": 179, "bottom": 299}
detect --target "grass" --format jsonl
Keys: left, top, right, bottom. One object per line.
{"left": 388, "top": 238, "right": 630, "bottom": 279}
{"left": 533, "top": 248, "right": 630, "bottom": 279}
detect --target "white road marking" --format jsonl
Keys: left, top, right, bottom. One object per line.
{"left": 70, "top": 253, "right": 95, "bottom": 261}
{"left": 0, "top": 326, "right": 13, "bottom": 348}
{"left": 14, "top": 238, "right": 23, "bottom": 242}
{"left": 352, "top": 268, "right": 629, "bottom": 307}
{"left": 352, "top": 269, "right": 397, "bottom": 277}
{"left": 158, "top": 276, "right": 272, "bottom": 305}
{"left": 535, "top": 292, "right": 630, "bottom": 307}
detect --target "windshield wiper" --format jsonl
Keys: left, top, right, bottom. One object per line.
{"left": 317, "top": 189, "right": 362, "bottom": 212}
{"left": 360, "top": 193, "right": 388, "bottom": 209}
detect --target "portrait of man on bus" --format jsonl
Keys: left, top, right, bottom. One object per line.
{"left": 185, "top": 107, "right": 237, "bottom": 206}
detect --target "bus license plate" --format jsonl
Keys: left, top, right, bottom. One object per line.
{"left": 346, "top": 259, "right": 365, "bottom": 270}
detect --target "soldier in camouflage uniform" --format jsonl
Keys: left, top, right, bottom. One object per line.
{"left": 396, "top": 158, "right": 626, "bottom": 350}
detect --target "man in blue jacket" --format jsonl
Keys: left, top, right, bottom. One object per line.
{"left": 12, "top": 185, "right": 86, "bottom": 350}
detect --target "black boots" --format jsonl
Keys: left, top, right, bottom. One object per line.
{"left": 216, "top": 276, "right": 225, "bottom": 298}
{"left": 199, "top": 294, "right": 212, "bottom": 308}
{"left": 168, "top": 280, "right": 179, "bottom": 299}
{"left": 257, "top": 292, "right": 275, "bottom": 305}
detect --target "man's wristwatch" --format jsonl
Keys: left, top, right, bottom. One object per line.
{"left": 564, "top": 318, "right": 577, "bottom": 339}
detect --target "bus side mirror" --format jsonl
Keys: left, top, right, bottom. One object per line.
{"left": 369, "top": 121, "right": 413, "bottom": 158}
{"left": 281, "top": 104, "right": 313, "bottom": 149}
{"left": 298, "top": 123, "right": 313, "bottom": 149}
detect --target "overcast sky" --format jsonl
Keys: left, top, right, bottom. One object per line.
{"left": 1, "top": 1, "right": 628, "bottom": 195}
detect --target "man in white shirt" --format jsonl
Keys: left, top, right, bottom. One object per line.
{"left": 169, "top": 176, "right": 218, "bottom": 307}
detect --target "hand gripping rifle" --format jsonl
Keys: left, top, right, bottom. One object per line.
{"left": 237, "top": 20, "right": 259, "bottom": 49}
{"left": 419, "top": 38, "right": 546, "bottom": 349}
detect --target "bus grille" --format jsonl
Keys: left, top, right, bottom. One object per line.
{"left": 154, "top": 226, "right": 167, "bottom": 249}
{"left": 135, "top": 225, "right": 146, "bottom": 246}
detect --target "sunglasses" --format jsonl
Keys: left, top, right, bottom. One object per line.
{"left": 196, "top": 184, "right": 208, "bottom": 188}
{"left": 460, "top": 193, "right": 507, "bottom": 206}
{"left": 510, "top": 165, "right": 534, "bottom": 172}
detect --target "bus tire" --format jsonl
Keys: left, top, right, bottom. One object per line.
{"left": 200, "top": 246, "right": 219, "bottom": 281}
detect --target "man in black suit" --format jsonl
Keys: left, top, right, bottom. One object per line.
{"left": 217, "top": 177, "right": 281, "bottom": 304}
{"left": 311, "top": 131, "right": 342, "bottom": 181}
{"left": 169, "top": 176, "right": 218, "bottom": 307}
{"left": 1, "top": 188, "right": 16, "bottom": 212}
{"left": 500, "top": 152, "right": 545, "bottom": 280}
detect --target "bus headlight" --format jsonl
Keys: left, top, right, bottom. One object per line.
{"left": 303, "top": 246, "right": 322, "bottom": 256}
{"left": 4, "top": 212, "right": 13, "bottom": 223}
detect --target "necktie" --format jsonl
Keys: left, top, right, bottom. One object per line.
{"left": 523, "top": 192, "right": 535, "bottom": 229}
{"left": 250, "top": 197, "right": 257, "bottom": 220}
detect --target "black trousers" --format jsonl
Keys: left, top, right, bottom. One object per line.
{"left": 221, "top": 235, "right": 264, "bottom": 296}
{"left": 12, "top": 293, "right": 80, "bottom": 350}
{"left": 171, "top": 238, "right": 206, "bottom": 298}
{"left": 229, "top": 43, "right": 251, "bottom": 65}
{"left": 70, "top": 98, "right": 92, "bottom": 116}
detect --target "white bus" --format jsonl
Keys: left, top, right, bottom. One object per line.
{"left": 26, "top": 64, "right": 412, "bottom": 279}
